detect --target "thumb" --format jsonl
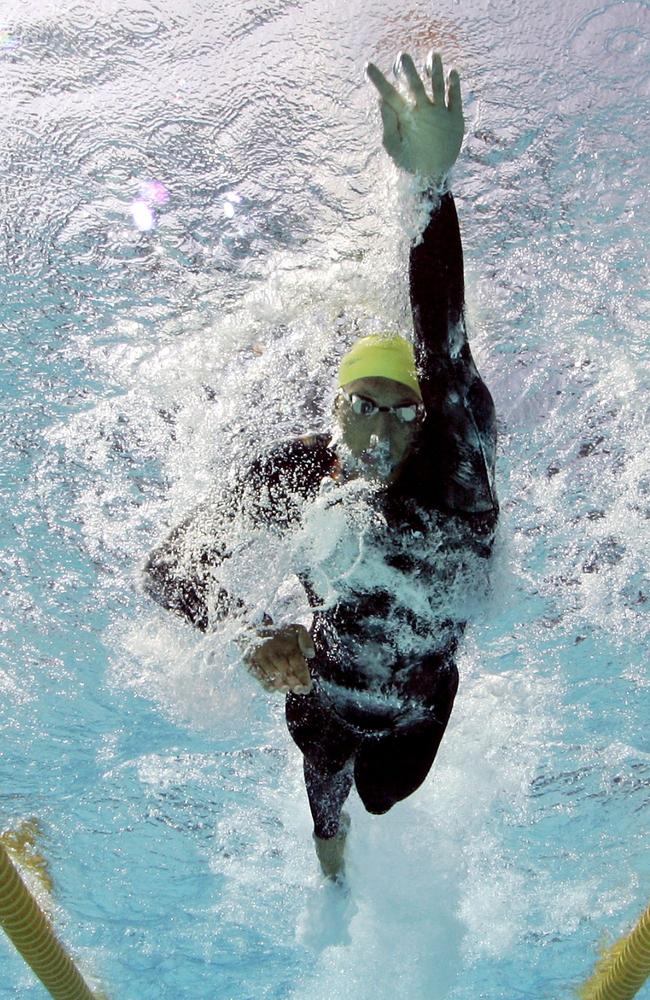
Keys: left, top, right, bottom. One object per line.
{"left": 296, "top": 626, "right": 316, "bottom": 659}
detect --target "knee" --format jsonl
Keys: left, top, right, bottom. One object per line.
{"left": 361, "top": 795, "right": 395, "bottom": 816}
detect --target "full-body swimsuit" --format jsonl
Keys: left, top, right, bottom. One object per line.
{"left": 144, "top": 189, "right": 498, "bottom": 838}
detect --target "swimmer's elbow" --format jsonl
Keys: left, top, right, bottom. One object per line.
{"left": 141, "top": 548, "right": 209, "bottom": 633}
{"left": 141, "top": 550, "right": 167, "bottom": 608}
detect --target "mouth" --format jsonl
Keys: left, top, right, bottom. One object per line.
{"left": 358, "top": 438, "right": 397, "bottom": 480}
{"left": 332, "top": 431, "right": 400, "bottom": 483}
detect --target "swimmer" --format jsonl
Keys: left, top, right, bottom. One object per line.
{"left": 144, "top": 52, "right": 498, "bottom": 883}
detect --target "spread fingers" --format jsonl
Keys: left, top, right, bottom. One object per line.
{"left": 426, "top": 50, "right": 445, "bottom": 106}
{"left": 396, "top": 52, "right": 428, "bottom": 106}
{"left": 447, "top": 68, "right": 462, "bottom": 116}
{"left": 366, "top": 61, "right": 406, "bottom": 113}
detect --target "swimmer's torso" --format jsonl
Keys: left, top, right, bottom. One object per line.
{"left": 223, "top": 432, "right": 496, "bottom": 726}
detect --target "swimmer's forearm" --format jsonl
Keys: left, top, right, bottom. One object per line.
{"left": 142, "top": 499, "right": 242, "bottom": 632}
{"left": 409, "top": 191, "right": 498, "bottom": 513}
{"left": 144, "top": 553, "right": 259, "bottom": 634}
{"left": 143, "top": 441, "right": 313, "bottom": 630}
{"left": 409, "top": 190, "right": 466, "bottom": 367}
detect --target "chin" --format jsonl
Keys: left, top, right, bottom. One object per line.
{"left": 361, "top": 462, "right": 401, "bottom": 485}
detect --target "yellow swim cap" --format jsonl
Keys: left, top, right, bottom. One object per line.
{"left": 338, "top": 334, "right": 422, "bottom": 400}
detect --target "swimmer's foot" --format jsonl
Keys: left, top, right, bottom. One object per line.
{"left": 313, "top": 811, "right": 351, "bottom": 883}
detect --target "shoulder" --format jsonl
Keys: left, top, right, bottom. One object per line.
{"left": 244, "top": 433, "right": 333, "bottom": 487}
{"left": 234, "top": 433, "right": 335, "bottom": 526}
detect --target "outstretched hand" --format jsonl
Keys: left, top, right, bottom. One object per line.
{"left": 366, "top": 51, "right": 464, "bottom": 186}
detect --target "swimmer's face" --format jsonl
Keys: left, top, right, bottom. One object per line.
{"left": 333, "top": 376, "right": 424, "bottom": 484}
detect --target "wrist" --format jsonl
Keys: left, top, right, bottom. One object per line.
{"left": 235, "top": 616, "right": 274, "bottom": 653}
{"left": 425, "top": 173, "right": 450, "bottom": 198}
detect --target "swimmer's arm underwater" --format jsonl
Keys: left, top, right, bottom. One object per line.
{"left": 144, "top": 511, "right": 313, "bottom": 693}
{"left": 143, "top": 441, "right": 303, "bottom": 631}
{"left": 143, "top": 438, "right": 325, "bottom": 691}
{"left": 143, "top": 492, "right": 243, "bottom": 634}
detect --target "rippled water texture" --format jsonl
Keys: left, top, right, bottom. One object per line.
{"left": 1, "top": 1, "right": 648, "bottom": 998}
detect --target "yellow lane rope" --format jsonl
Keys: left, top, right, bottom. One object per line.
{"left": 1, "top": 820, "right": 54, "bottom": 895}
{"left": 0, "top": 824, "right": 106, "bottom": 1000}
{"left": 577, "top": 901, "right": 650, "bottom": 1000}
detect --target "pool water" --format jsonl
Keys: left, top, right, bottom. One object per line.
{"left": 1, "top": 0, "right": 648, "bottom": 997}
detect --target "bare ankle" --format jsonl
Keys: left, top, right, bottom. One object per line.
{"left": 313, "top": 812, "right": 351, "bottom": 880}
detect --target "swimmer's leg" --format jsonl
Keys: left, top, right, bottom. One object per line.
{"left": 354, "top": 721, "right": 446, "bottom": 815}
{"left": 304, "top": 757, "right": 354, "bottom": 839}
{"left": 307, "top": 760, "right": 353, "bottom": 881}
{"left": 355, "top": 667, "right": 458, "bottom": 816}
{"left": 286, "top": 691, "right": 358, "bottom": 879}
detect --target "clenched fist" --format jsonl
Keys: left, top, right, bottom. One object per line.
{"left": 242, "top": 624, "right": 315, "bottom": 695}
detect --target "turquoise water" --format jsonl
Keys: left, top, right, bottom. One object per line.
{"left": 1, "top": 0, "right": 648, "bottom": 997}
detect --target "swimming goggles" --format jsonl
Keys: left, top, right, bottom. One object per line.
{"left": 339, "top": 389, "right": 425, "bottom": 424}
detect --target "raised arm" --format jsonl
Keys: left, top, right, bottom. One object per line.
{"left": 367, "top": 51, "right": 497, "bottom": 516}
{"left": 409, "top": 189, "right": 465, "bottom": 364}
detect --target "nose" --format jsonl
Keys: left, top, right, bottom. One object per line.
{"left": 370, "top": 410, "right": 393, "bottom": 439}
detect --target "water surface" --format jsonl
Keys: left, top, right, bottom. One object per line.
{"left": 1, "top": 1, "right": 648, "bottom": 997}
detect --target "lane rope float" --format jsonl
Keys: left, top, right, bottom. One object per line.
{"left": 0, "top": 824, "right": 107, "bottom": 1000}
{"left": 577, "top": 901, "right": 650, "bottom": 1000}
